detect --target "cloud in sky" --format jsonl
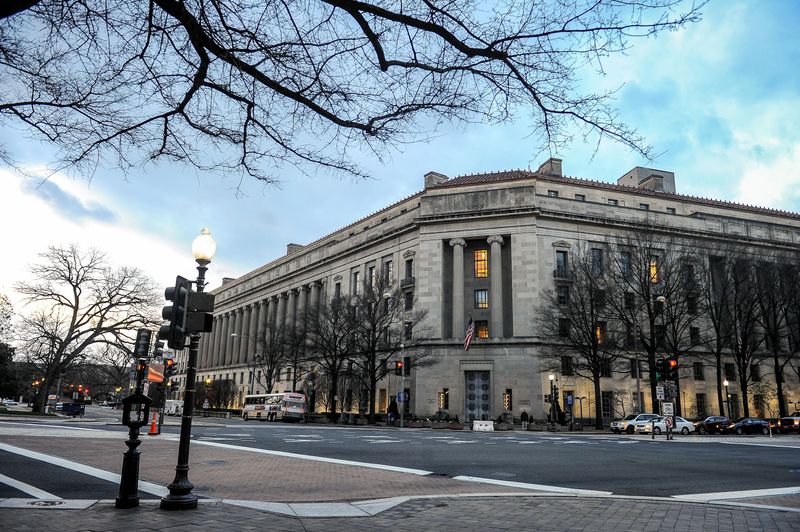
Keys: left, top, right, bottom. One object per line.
{"left": 22, "top": 178, "right": 117, "bottom": 223}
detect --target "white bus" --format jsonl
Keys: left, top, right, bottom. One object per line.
{"left": 164, "top": 399, "right": 183, "bottom": 416}
{"left": 242, "top": 392, "right": 306, "bottom": 422}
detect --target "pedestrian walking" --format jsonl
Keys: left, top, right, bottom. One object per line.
{"left": 520, "top": 409, "right": 529, "bottom": 430}
{"left": 388, "top": 399, "right": 399, "bottom": 425}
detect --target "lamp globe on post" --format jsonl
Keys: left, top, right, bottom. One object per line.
{"left": 161, "top": 228, "right": 216, "bottom": 511}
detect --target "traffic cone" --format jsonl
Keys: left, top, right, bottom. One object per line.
{"left": 148, "top": 411, "right": 158, "bottom": 436}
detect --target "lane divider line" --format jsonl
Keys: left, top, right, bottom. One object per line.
{"left": 0, "top": 442, "right": 168, "bottom": 497}
{"left": 0, "top": 473, "right": 61, "bottom": 499}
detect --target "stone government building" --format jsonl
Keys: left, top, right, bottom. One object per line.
{"left": 175, "top": 158, "right": 800, "bottom": 422}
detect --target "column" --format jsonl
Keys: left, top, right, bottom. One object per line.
{"left": 237, "top": 305, "right": 251, "bottom": 364}
{"left": 449, "top": 238, "right": 466, "bottom": 339}
{"left": 227, "top": 309, "right": 241, "bottom": 366}
{"left": 488, "top": 235, "right": 504, "bottom": 338}
{"left": 268, "top": 296, "right": 278, "bottom": 328}
{"left": 310, "top": 281, "right": 320, "bottom": 309}
{"left": 285, "top": 289, "right": 297, "bottom": 331}
{"left": 212, "top": 315, "right": 224, "bottom": 367}
{"left": 247, "top": 302, "right": 259, "bottom": 363}
{"left": 199, "top": 318, "right": 213, "bottom": 369}
{"left": 276, "top": 293, "right": 287, "bottom": 330}
{"left": 222, "top": 312, "right": 233, "bottom": 367}
{"left": 257, "top": 299, "right": 268, "bottom": 343}
{"left": 297, "top": 286, "right": 308, "bottom": 331}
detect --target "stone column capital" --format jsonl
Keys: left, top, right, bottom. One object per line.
{"left": 449, "top": 237, "right": 466, "bottom": 248}
{"left": 298, "top": 285, "right": 310, "bottom": 293}
{"left": 487, "top": 235, "right": 504, "bottom": 246}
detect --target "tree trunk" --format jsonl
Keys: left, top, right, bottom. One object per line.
{"left": 368, "top": 375, "right": 377, "bottom": 424}
{"left": 593, "top": 377, "right": 603, "bottom": 430}
{"left": 739, "top": 376, "right": 750, "bottom": 418}
{"left": 674, "top": 374, "right": 682, "bottom": 417}
{"left": 715, "top": 349, "right": 725, "bottom": 417}
{"left": 773, "top": 351, "right": 787, "bottom": 417}
{"left": 328, "top": 377, "right": 339, "bottom": 422}
{"left": 647, "top": 349, "right": 658, "bottom": 413}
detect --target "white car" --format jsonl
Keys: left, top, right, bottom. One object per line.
{"left": 610, "top": 413, "right": 660, "bottom": 434}
{"left": 2, "top": 399, "right": 19, "bottom": 406}
{"left": 635, "top": 415, "right": 694, "bottom": 435}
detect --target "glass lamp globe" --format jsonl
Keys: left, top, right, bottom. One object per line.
{"left": 192, "top": 227, "right": 217, "bottom": 263}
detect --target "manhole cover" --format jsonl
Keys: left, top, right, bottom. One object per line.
{"left": 28, "top": 500, "right": 65, "bottom": 507}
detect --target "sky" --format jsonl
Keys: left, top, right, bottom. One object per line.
{"left": 2, "top": 0, "right": 799, "bottom": 308}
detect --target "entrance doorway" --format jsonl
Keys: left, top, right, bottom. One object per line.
{"left": 465, "top": 371, "right": 490, "bottom": 422}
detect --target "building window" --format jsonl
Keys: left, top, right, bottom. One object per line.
{"left": 655, "top": 325, "right": 665, "bottom": 348}
{"left": 474, "top": 250, "right": 488, "bottom": 278}
{"left": 601, "top": 391, "right": 614, "bottom": 418}
{"left": 724, "top": 363, "right": 736, "bottom": 381}
{"left": 693, "top": 362, "right": 705, "bottom": 380}
{"left": 649, "top": 255, "right": 659, "bottom": 283}
{"left": 404, "top": 291, "right": 413, "bottom": 311}
{"left": 593, "top": 289, "right": 605, "bottom": 308}
{"left": 639, "top": 203, "right": 649, "bottom": 211}
{"left": 751, "top": 363, "right": 761, "bottom": 381}
{"left": 475, "top": 320, "right": 489, "bottom": 339}
{"left": 625, "top": 322, "right": 636, "bottom": 348}
{"left": 556, "top": 285, "right": 569, "bottom": 305}
{"left": 384, "top": 260, "right": 393, "bottom": 281}
{"left": 368, "top": 266, "right": 376, "bottom": 287}
{"left": 687, "top": 295, "right": 697, "bottom": 315}
{"left": 334, "top": 282, "right": 341, "bottom": 299}
{"left": 666, "top": 207, "right": 676, "bottom": 215}
{"left": 695, "top": 393, "right": 707, "bottom": 418}
{"left": 405, "top": 258, "right": 414, "bottom": 279}
{"left": 548, "top": 190, "right": 559, "bottom": 197}
{"left": 591, "top": 248, "right": 603, "bottom": 276}
{"left": 608, "top": 199, "right": 618, "bottom": 206}
{"left": 690, "top": 326, "right": 700, "bottom": 346}
{"left": 438, "top": 388, "right": 450, "bottom": 410}
{"left": 558, "top": 318, "right": 570, "bottom": 338}
{"left": 600, "top": 358, "right": 612, "bottom": 378}
{"left": 352, "top": 271, "right": 360, "bottom": 295}
{"left": 624, "top": 292, "right": 635, "bottom": 310}
{"left": 404, "top": 322, "right": 413, "bottom": 340}
{"left": 630, "top": 357, "right": 641, "bottom": 378}
{"left": 474, "top": 289, "right": 489, "bottom": 309}
{"left": 561, "top": 356, "right": 574, "bottom": 376}
{"left": 620, "top": 250, "right": 632, "bottom": 280}
{"left": 575, "top": 194, "right": 585, "bottom": 202}
{"left": 555, "top": 250, "right": 568, "bottom": 275}
{"left": 595, "top": 321, "right": 606, "bottom": 345}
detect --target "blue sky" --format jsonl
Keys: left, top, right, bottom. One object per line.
{"left": 2, "top": 0, "right": 799, "bottom": 303}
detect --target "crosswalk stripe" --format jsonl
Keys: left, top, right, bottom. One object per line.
{"left": 0, "top": 473, "right": 60, "bottom": 499}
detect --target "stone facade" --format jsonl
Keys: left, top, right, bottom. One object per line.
{"left": 176, "top": 159, "right": 800, "bottom": 423}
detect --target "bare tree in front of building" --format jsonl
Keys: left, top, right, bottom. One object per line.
{"left": 250, "top": 319, "right": 291, "bottom": 394}
{"left": 208, "top": 379, "right": 238, "bottom": 410}
{"left": 536, "top": 243, "right": 625, "bottom": 430}
{"left": 15, "top": 245, "right": 160, "bottom": 412}
{"left": 350, "top": 275, "right": 431, "bottom": 424}
{"left": 302, "top": 294, "right": 359, "bottom": 421}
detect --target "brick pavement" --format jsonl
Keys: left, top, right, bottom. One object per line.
{"left": 1, "top": 496, "right": 798, "bottom": 531}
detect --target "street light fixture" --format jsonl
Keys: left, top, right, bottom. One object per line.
{"left": 548, "top": 373, "right": 557, "bottom": 426}
{"left": 723, "top": 379, "right": 730, "bottom": 418}
{"left": 161, "top": 228, "right": 216, "bottom": 512}
{"left": 383, "top": 292, "right": 407, "bottom": 429}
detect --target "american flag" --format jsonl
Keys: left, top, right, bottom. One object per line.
{"left": 463, "top": 318, "right": 476, "bottom": 351}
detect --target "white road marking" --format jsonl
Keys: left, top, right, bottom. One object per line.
{"left": 517, "top": 441, "right": 540, "bottom": 444}
{"left": 452, "top": 475, "right": 613, "bottom": 496}
{"left": 0, "top": 442, "right": 168, "bottom": 497}
{"left": 0, "top": 473, "right": 60, "bottom": 499}
{"left": 283, "top": 439, "right": 327, "bottom": 443}
{"left": 672, "top": 485, "right": 800, "bottom": 502}
{"left": 191, "top": 439, "right": 433, "bottom": 475}
{"left": 447, "top": 440, "right": 476, "bottom": 444}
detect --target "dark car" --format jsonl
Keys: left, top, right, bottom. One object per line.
{"left": 778, "top": 411, "right": 800, "bottom": 434}
{"left": 724, "top": 417, "right": 771, "bottom": 435}
{"left": 694, "top": 416, "right": 730, "bottom": 435}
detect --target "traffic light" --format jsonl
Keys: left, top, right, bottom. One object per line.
{"left": 667, "top": 358, "right": 679, "bottom": 380}
{"left": 154, "top": 340, "right": 165, "bottom": 359}
{"left": 394, "top": 360, "right": 404, "bottom": 376}
{"left": 164, "top": 357, "right": 175, "bottom": 379}
{"left": 655, "top": 358, "right": 666, "bottom": 382}
{"left": 159, "top": 276, "right": 191, "bottom": 350}
{"left": 186, "top": 291, "right": 215, "bottom": 333}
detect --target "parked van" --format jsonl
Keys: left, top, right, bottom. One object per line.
{"left": 164, "top": 399, "right": 183, "bottom": 416}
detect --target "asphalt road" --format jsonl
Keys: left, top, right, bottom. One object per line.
{"left": 2, "top": 408, "right": 800, "bottom": 499}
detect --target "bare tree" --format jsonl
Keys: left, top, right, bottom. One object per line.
{"left": 89, "top": 344, "right": 134, "bottom": 394}
{"left": 349, "top": 274, "right": 430, "bottom": 423}
{"left": 249, "top": 319, "right": 291, "bottom": 394}
{"left": 302, "top": 293, "right": 359, "bottom": 421}
{"left": 0, "top": 1, "right": 703, "bottom": 182}
{"left": 15, "top": 245, "right": 160, "bottom": 411}
{"left": 536, "top": 243, "right": 625, "bottom": 430}
{"left": 0, "top": 293, "right": 12, "bottom": 341}
{"left": 208, "top": 378, "right": 238, "bottom": 409}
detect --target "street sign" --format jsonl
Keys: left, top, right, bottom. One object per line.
{"left": 662, "top": 402, "right": 674, "bottom": 416}
{"left": 656, "top": 385, "right": 665, "bottom": 401}
{"left": 566, "top": 394, "right": 574, "bottom": 406}
{"left": 397, "top": 391, "right": 408, "bottom": 403}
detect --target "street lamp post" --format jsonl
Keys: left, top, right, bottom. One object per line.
{"left": 548, "top": 373, "right": 557, "bottom": 426}
{"left": 161, "top": 228, "right": 216, "bottom": 511}
{"left": 383, "top": 293, "right": 406, "bottom": 429}
{"left": 723, "top": 379, "right": 730, "bottom": 418}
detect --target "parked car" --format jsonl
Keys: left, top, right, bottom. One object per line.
{"left": 778, "top": 412, "right": 800, "bottom": 434}
{"left": 611, "top": 413, "right": 660, "bottom": 434}
{"left": 635, "top": 416, "right": 694, "bottom": 435}
{"left": 723, "top": 417, "right": 771, "bottom": 435}
{"left": 694, "top": 415, "right": 731, "bottom": 435}
{"left": 1, "top": 399, "right": 19, "bottom": 406}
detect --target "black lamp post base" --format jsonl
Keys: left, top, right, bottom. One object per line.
{"left": 160, "top": 492, "right": 198, "bottom": 510}
{"left": 115, "top": 495, "right": 140, "bottom": 509}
